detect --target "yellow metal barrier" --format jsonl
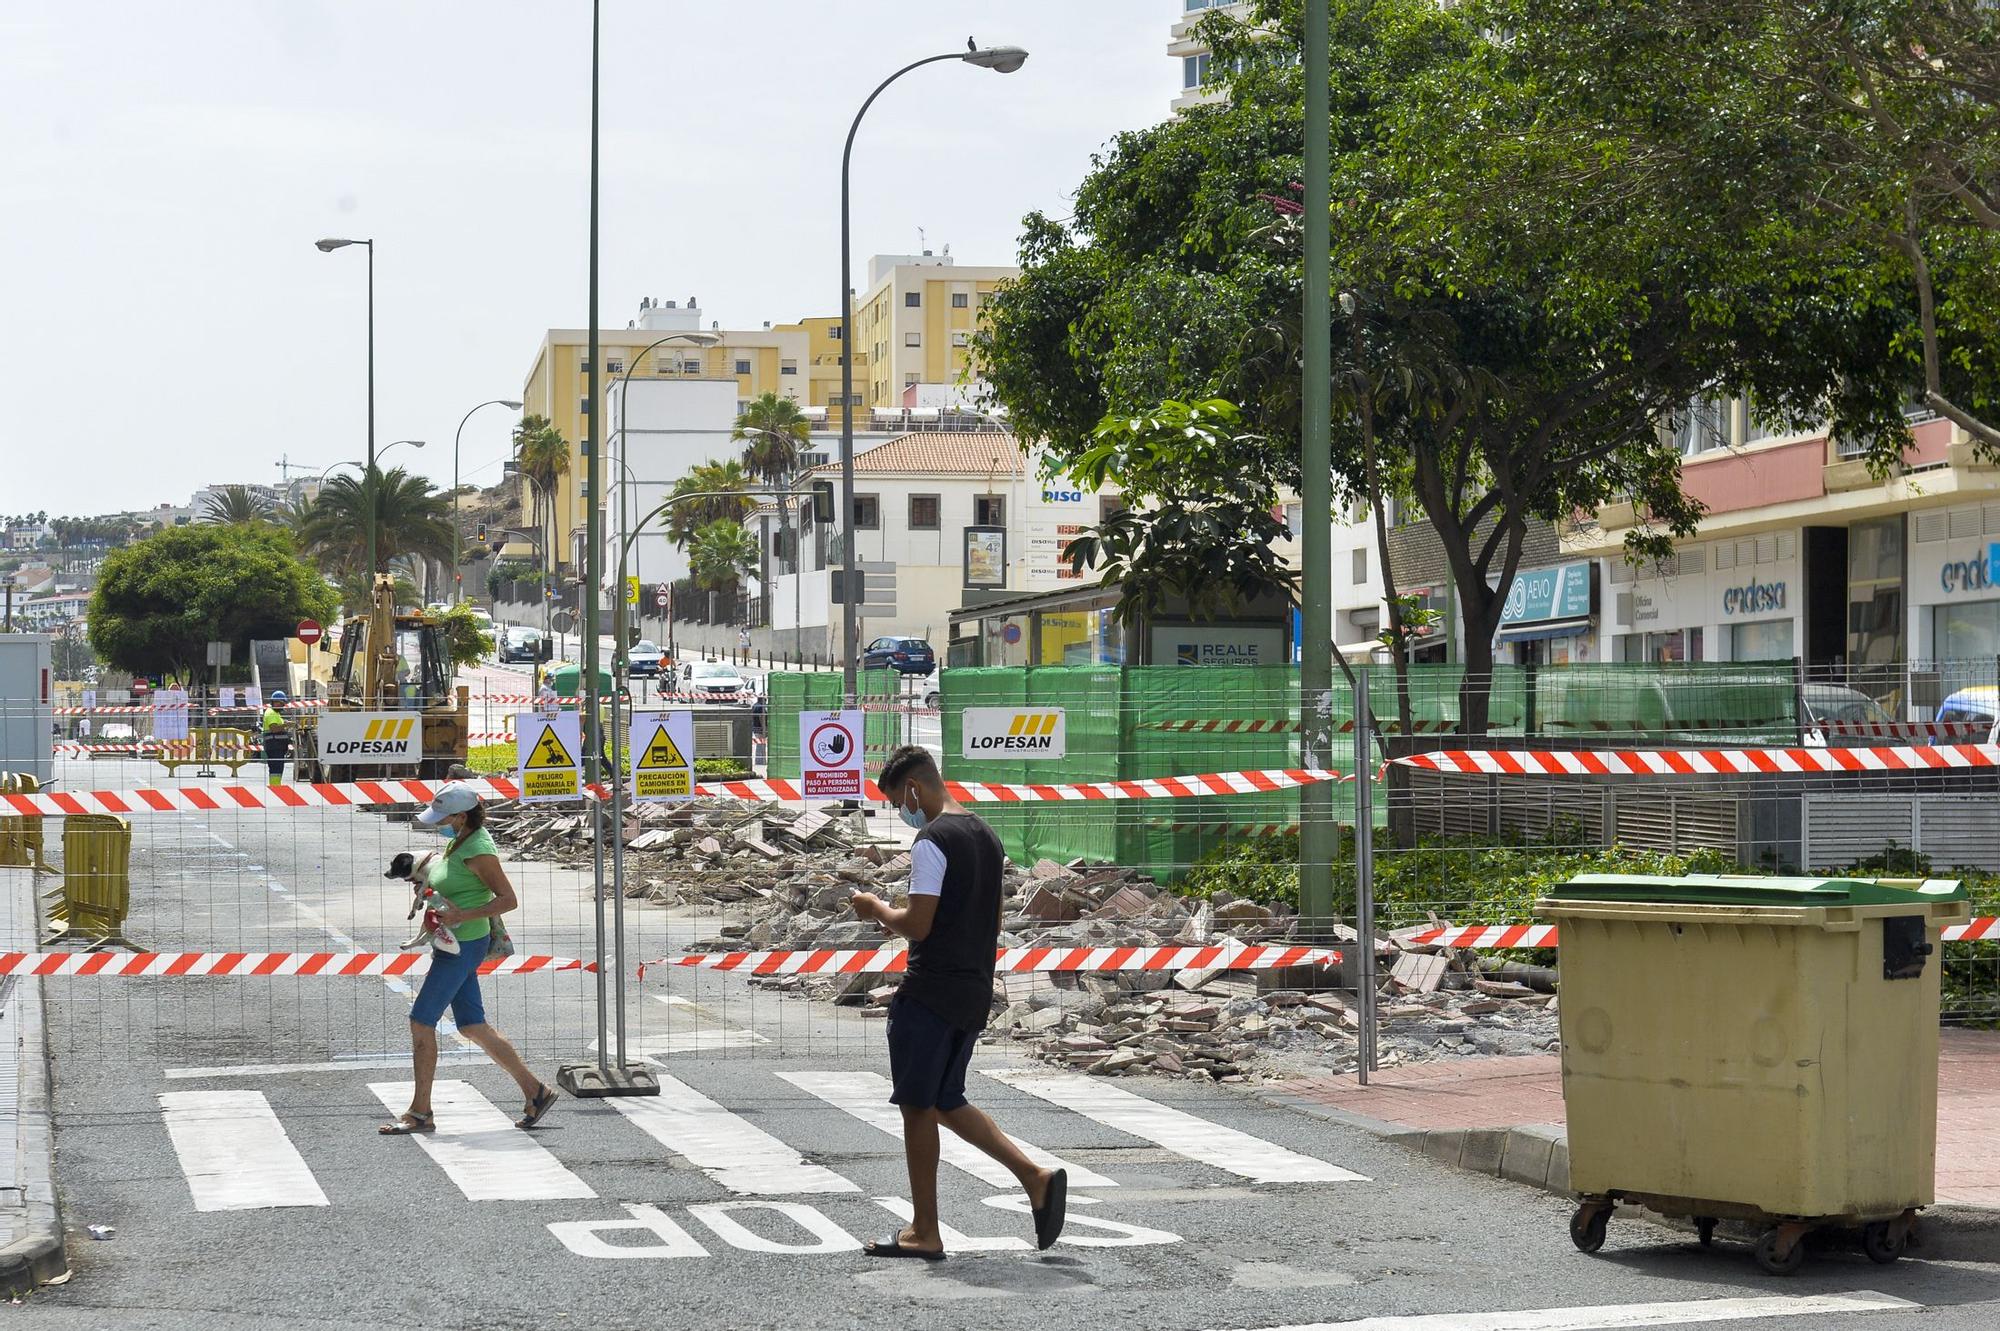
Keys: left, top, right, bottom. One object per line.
{"left": 156, "top": 727, "right": 258, "bottom": 777}
{"left": 0, "top": 772, "right": 55, "bottom": 873}
{"left": 46, "top": 813, "right": 135, "bottom": 949}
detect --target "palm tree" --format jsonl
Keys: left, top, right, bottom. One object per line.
{"left": 512, "top": 414, "right": 569, "bottom": 587}
{"left": 664, "top": 459, "right": 756, "bottom": 548}
{"left": 688, "top": 518, "right": 760, "bottom": 620}
{"left": 298, "top": 468, "right": 454, "bottom": 585}
{"left": 200, "top": 485, "right": 274, "bottom": 526}
{"left": 735, "top": 392, "right": 810, "bottom": 577}
{"left": 272, "top": 495, "right": 315, "bottom": 545}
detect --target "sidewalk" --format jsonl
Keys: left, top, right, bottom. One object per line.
{"left": 0, "top": 866, "right": 64, "bottom": 1293}
{"left": 1266, "top": 1030, "right": 2000, "bottom": 1210}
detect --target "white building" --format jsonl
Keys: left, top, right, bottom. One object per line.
{"left": 764, "top": 431, "right": 1118, "bottom": 651}
{"left": 1170, "top": 0, "right": 1252, "bottom": 112}
{"left": 605, "top": 376, "right": 745, "bottom": 598}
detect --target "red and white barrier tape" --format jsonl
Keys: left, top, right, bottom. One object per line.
{"left": 1396, "top": 743, "right": 2000, "bottom": 777}
{"left": 0, "top": 768, "right": 1340, "bottom": 817}
{"left": 649, "top": 942, "right": 1340, "bottom": 978}
{"left": 54, "top": 701, "right": 324, "bottom": 715}
{"left": 0, "top": 951, "right": 593, "bottom": 977}
{"left": 1407, "top": 917, "right": 2000, "bottom": 949}
{"left": 474, "top": 692, "right": 731, "bottom": 705}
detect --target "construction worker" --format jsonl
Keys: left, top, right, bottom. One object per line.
{"left": 261, "top": 690, "right": 291, "bottom": 787}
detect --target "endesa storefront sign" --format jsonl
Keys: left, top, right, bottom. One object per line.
{"left": 1721, "top": 580, "right": 1788, "bottom": 616}
{"left": 1941, "top": 542, "right": 2000, "bottom": 594}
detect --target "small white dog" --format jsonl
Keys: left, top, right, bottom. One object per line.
{"left": 384, "top": 852, "right": 461, "bottom": 955}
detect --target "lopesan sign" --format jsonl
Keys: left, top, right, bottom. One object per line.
{"left": 315, "top": 712, "right": 422, "bottom": 765}
{"left": 961, "top": 708, "right": 1068, "bottom": 760}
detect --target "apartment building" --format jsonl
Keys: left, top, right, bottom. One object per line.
{"left": 1170, "top": 0, "right": 1252, "bottom": 112}
{"left": 518, "top": 297, "right": 810, "bottom": 572}
{"left": 851, "top": 251, "right": 1014, "bottom": 409}
{"left": 763, "top": 431, "right": 1117, "bottom": 653}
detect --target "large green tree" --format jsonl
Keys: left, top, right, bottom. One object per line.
{"left": 1480, "top": 0, "right": 2000, "bottom": 450}
{"left": 199, "top": 485, "right": 274, "bottom": 526}
{"left": 735, "top": 392, "right": 811, "bottom": 577}
{"left": 664, "top": 459, "right": 756, "bottom": 548}
{"left": 977, "top": 0, "right": 1916, "bottom": 728}
{"left": 297, "top": 468, "right": 454, "bottom": 585}
{"left": 88, "top": 525, "right": 336, "bottom": 681}
{"left": 687, "top": 519, "right": 759, "bottom": 620}
{"left": 512, "top": 413, "right": 569, "bottom": 580}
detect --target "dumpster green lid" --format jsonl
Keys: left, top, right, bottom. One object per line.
{"left": 1545, "top": 873, "right": 1968, "bottom": 907}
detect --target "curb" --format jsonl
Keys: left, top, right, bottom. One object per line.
{"left": 0, "top": 975, "right": 67, "bottom": 1295}
{"left": 1257, "top": 1086, "right": 1572, "bottom": 1195}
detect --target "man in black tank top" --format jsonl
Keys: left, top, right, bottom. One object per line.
{"left": 849, "top": 745, "right": 1068, "bottom": 1260}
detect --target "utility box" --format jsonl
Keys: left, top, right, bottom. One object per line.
{"left": 0, "top": 634, "right": 53, "bottom": 783}
{"left": 1539, "top": 872, "right": 1969, "bottom": 1273}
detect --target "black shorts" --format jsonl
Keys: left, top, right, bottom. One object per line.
{"left": 885, "top": 992, "right": 977, "bottom": 1112}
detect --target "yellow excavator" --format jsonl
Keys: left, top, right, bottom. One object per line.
{"left": 293, "top": 573, "right": 470, "bottom": 781}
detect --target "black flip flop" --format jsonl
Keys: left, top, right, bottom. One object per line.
{"left": 516, "top": 1084, "right": 558, "bottom": 1129}
{"left": 1032, "top": 1168, "right": 1068, "bottom": 1251}
{"left": 378, "top": 1111, "right": 434, "bottom": 1136}
{"left": 863, "top": 1234, "right": 947, "bottom": 1262}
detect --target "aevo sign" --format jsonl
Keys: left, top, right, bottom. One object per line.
{"left": 961, "top": 707, "right": 1068, "bottom": 760}
{"left": 315, "top": 712, "right": 422, "bottom": 765}
{"left": 1721, "top": 581, "right": 1787, "bottom": 616}
{"left": 1499, "top": 562, "right": 1594, "bottom": 627}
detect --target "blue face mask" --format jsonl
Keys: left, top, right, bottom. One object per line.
{"left": 898, "top": 796, "right": 928, "bottom": 831}
{"left": 438, "top": 822, "right": 458, "bottom": 838}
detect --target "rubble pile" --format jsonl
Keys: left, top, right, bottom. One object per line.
{"left": 483, "top": 795, "right": 1560, "bottom": 1080}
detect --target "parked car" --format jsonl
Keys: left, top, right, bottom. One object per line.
{"left": 627, "top": 640, "right": 666, "bottom": 677}
{"left": 1800, "top": 684, "right": 1896, "bottom": 747}
{"left": 917, "top": 668, "right": 941, "bottom": 710}
{"left": 679, "top": 660, "right": 748, "bottom": 702}
{"left": 499, "top": 627, "right": 547, "bottom": 664}
{"left": 862, "top": 636, "right": 936, "bottom": 675}
{"left": 1934, "top": 685, "right": 2000, "bottom": 743}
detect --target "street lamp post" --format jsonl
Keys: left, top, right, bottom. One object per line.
{"left": 837, "top": 41, "right": 1027, "bottom": 704}
{"left": 1299, "top": 12, "right": 1339, "bottom": 944}
{"left": 314, "top": 237, "right": 376, "bottom": 575}
{"left": 454, "top": 400, "right": 523, "bottom": 603}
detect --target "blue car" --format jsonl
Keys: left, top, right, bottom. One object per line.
{"left": 862, "top": 636, "right": 936, "bottom": 675}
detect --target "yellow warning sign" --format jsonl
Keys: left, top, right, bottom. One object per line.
{"left": 527, "top": 727, "right": 576, "bottom": 770}
{"left": 516, "top": 713, "right": 582, "bottom": 801}
{"left": 631, "top": 712, "right": 694, "bottom": 800}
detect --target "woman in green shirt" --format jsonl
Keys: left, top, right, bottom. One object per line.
{"left": 379, "top": 783, "right": 558, "bottom": 1135}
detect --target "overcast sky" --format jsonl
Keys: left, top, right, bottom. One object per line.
{"left": 0, "top": 1, "right": 1171, "bottom": 518}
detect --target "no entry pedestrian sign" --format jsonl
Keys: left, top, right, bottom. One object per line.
{"left": 630, "top": 711, "right": 695, "bottom": 800}
{"left": 516, "top": 711, "right": 582, "bottom": 802}
{"left": 801, "top": 709, "right": 863, "bottom": 799}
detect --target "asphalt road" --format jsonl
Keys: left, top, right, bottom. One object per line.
{"left": 16, "top": 761, "right": 2000, "bottom": 1329}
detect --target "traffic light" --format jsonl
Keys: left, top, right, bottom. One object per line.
{"left": 811, "top": 480, "right": 835, "bottom": 524}
{"left": 475, "top": 521, "right": 488, "bottom": 545}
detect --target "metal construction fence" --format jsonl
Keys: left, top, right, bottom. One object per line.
{"left": 10, "top": 658, "right": 2000, "bottom": 1090}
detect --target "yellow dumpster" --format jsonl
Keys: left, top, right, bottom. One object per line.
{"left": 1537, "top": 873, "right": 1969, "bottom": 1275}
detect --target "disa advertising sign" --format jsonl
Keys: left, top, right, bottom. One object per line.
{"left": 314, "top": 712, "right": 422, "bottom": 766}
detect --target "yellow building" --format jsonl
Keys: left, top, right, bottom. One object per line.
{"left": 851, "top": 253, "right": 1016, "bottom": 409}
{"left": 516, "top": 259, "right": 1019, "bottom": 570}
{"left": 517, "top": 299, "right": 808, "bottom": 570}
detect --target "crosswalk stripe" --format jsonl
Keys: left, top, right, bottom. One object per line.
{"left": 982, "top": 1071, "right": 1369, "bottom": 1184}
{"left": 610, "top": 1076, "right": 859, "bottom": 1196}
{"left": 369, "top": 1081, "right": 596, "bottom": 1201}
{"left": 159, "top": 1089, "right": 329, "bottom": 1211}
{"left": 775, "top": 1070, "right": 1117, "bottom": 1190}
{"left": 1206, "top": 1291, "right": 1919, "bottom": 1331}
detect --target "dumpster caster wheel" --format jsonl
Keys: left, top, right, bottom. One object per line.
{"left": 1754, "top": 1227, "right": 1806, "bottom": 1276}
{"left": 1570, "top": 1204, "right": 1611, "bottom": 1254}
{"left": 1862, "top": 1220, "right": 1907, "bottom": 1265}
{"left": 1695, "top": 1217, "right": 1717, "bottom": 1248}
